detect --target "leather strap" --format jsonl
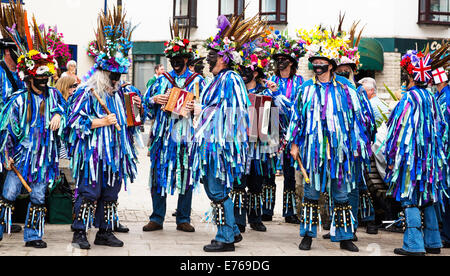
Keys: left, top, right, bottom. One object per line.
{"left": 0, "top": 61, "right": 19, "bottom": 93}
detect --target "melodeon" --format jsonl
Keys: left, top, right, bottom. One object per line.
{"left": 247, "top": 93, "right": 274, "bottom": 141}
{"left": 124, "top": 92, "right": 143, "bottom": 127}
{"left": 163, "top": 87, "right": 195, "bottom": 118}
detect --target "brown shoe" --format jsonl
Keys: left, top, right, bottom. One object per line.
{"left": 176, "top": 223, "right": 195, "bottom": 232}
{"left": 142, "top": 221, "right": 163, "bottom": 232}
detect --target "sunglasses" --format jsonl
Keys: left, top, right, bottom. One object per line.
{"left": 70, "top": 83, "right": 78, "bottom": 89}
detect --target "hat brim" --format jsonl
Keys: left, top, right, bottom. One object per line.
{"left": 0, "top": 39, "right": 17, "bottom": 50}
{"left": 309, "top": 56, "right": 337, "bottom": 70}
{"left": 273, "top": 53, "right": 298, "bottom": 65}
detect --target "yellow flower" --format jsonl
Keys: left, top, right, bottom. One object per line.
{"left": 47, "top": 63, "right": 56, "bottom": 75}
{"left": 17, "top": 55, "right": 25, "bottom": 63}
{"left": 27, "top": 49, "right": 40, "bottom": 57}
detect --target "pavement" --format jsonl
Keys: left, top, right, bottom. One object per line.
{"left": 0, "top": 133, "right": 449, "bottom": 256}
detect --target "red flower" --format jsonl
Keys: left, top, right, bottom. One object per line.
{"left": 407, "top": 64, "right": 415, "bottom": 75}
{"left": 417, "top": 52, "right": 424, "bottom": 58}
{"left": 183, "top": 39, "right": 190, "bottom": 45}
{"left": 164, "top": 41, "right": 169, "bottom": 47}
{"left": 261, "top": 59, "right": 269, "bottom": 67}
{"left": 173, "top": 45, "right": 180, "bottom": 52}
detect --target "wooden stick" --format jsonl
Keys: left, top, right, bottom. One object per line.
{"left": 295, "top": 155, "right": 310, "bottom": 184}
{"left": 5, "top": 150, "right": 32, "bottom": 193}
{"left": 91, "top": 89, "right": 121, "bottom": 131}
{"left": 11, "top": 165, "right": 32, "bottom": 193}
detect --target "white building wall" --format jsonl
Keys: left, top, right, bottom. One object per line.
{"left": 9, "top": 0, "right": 449, "bottom": 78}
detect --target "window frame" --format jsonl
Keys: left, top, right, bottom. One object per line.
{"left": 259, "top": 0, "right": 288, "bottom": 25}
{"left": 173, "top": 0, "right": 198, "bottom": 28}
{"left": 418, "top": 0, "right": 450, "bottom": 26}
{"left": 218, "top": 0, "right": 245, "bottom": 17}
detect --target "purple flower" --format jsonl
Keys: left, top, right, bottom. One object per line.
{"left": 217, "top": 15, "right": 231, "bottom": 33}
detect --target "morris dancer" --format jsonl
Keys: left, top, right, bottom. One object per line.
{"left": 68, "top": 6, "right": 142, "bottom": 249}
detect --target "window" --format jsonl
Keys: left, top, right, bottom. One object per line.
{"left": 173, "top": 0, "right": 198, "bottom": 27}
{"left": 219, "top": 0, "right": 245, "bottom": 17}
{"left": 260, "top": 0, "right": 287, "bottom": 24}
{"left": 418, "top": 0, "right": 450, "bottom": 25}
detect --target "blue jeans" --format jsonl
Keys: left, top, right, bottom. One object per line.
{"left": 72, "top": 169, "right": 122, "bottom": 230}
{"left": 150, "top": 187, "right": 193, "bottom": 225}
{"left": 348, "top": 181, "right": 375, "bottom": 230}
{"left": 262, "top": 152, "right": 296, "bottom": 217}
{"left": 203, "top": 168, "right": 240, "bottom": 244}
{"left": 0, "top": 171, "right": 47, "bottom": 242}
{"left": 401, "top": 200, "right": 442, "bottom": 253}
{"left": 301, "top": 179, "right": 353, "bottom": 242}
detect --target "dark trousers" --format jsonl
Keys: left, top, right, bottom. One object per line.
{"left": 72, "top": 167, "right": 122, "bottom": 231}
{"left": 262, "top": 152, "right": 296, "bottom": 217}
{"left": 0, "top": 170, "right": 7, "bottom": 194}
{"left": 234, "top": 162, "right": 264, "bottom": 226}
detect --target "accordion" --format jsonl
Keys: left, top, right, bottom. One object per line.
{"left": 124, "top": 92, "right": 143, "bottom": 127}
{"left": 247, "top": 94, "right": 274, "bottom": 141}
{"left": 163, "top": 87, "right": 194, "bottom": 118}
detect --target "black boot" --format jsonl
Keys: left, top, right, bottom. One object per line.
{"left": 203, "top": 240, "right": 235, "bottom": 252}
{"left": 11, "top": 224, "right": 22, "bottom": 233}
{"left": 114, "top": 223, "right": 130, "bottom": 233}
{"left": 234, "top": 234, "right": 243, "bottom": 243}
{"left": 425, "top": 248, "right": 441, "bottom": 254}
{"left": 394, "top": 248, "right": 425, "bottom": 256}
{"left": 323, "top": 232, "right": 331, "bottom": 239}
{"left": 299, "top": 236, "right": 313, "bottom": 251}
{"left": 340, "top": 240, "right": 359, "bottom": 252}
{"left": 366, "top": 221, "right": 379, "bottom": 235}
{"left": 285, "top": 215, "right": 301, "bottom": 224}
{"left": 25, "top": 240, "right": 47, "bottom": 249}
{"left": 237, "top": 224, "right": 246, "bottom": 233}
{"left": 250, "top": 222, "right": 267, "bottom": 232}
{"left": 94, "top": 229, "right": 124, "bottom": 247}
{"left": 72, "top": 230, "right": 91, "bottom": 250}
{"left": 261, "top": 214, "right": 273, "bottom": 222}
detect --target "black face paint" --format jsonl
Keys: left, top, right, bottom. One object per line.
{"left": 32, "top": 78, "right": 49, "bottom": 93}
{"left": 239, "top": 67, "right": 255, "bottom": 84}
{"left": 276, "top": 58, "right": 291, "bottom": 71}
{"left": 336, "top": 71, "right": 351, "bottom": 79}
{"left": 170, "top": 57, "right": 186, "bottom": 74}
{"left": 109, "top": 72, "right": 121, "bottom": 82}
{"left": 207, "top": 50, "right": 218, "bottom": 72}
{"left": 313, "top": 64, "right": 329, "bottom": 76}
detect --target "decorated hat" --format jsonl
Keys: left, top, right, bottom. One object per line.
{"left": 240, "top": 39, "right": 271, "bottom": 78}
{"left": 87, "top": 5, "right": 135, "bottom": 74}
{"left": 206, "top": 14, "right": 267, "bottom": 67}
{"left": 0, "top": 0, "right": 57, "bottom": 81}
{"left": 330, "top": 13, "right": 364, "bottom": 71}
{"left": 267, "top": 28, "right": 306, "bottom": 66}
{"left": 164, "top": 20, "right": 193, "bottom": 59}
{"left": 0, "top": 2, "right": 17, "bottom": 50}
{"left": 298, "top": 26, "right": 347, "bottom": 69}
{"left": 401, "top": 42, "right": 449, "bottom": 85}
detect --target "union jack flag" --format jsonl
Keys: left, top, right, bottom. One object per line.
{"left": 412, "top": 54, "right": 432, "bottom": 83}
